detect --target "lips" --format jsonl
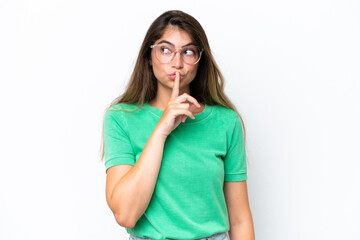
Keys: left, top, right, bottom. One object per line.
{"left": 168, "top": 72, "right": 185, "bottom": 79}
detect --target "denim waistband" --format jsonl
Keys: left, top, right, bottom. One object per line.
{"left": 129, "top": 231, "right": 229, "bottom": 240}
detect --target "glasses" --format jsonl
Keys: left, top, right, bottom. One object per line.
{"left": 150, "top": 43, "right": 203, "bottom": 65}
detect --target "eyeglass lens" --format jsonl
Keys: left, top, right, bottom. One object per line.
{"left": 153, "top": 43, "right": 201, "bottom": 64}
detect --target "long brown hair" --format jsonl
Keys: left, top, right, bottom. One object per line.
{"left": 100, "top": 10, "right": 247, "bottom": 161}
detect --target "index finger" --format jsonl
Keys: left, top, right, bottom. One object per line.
{"left": 170, "top": 71, "right": 180, "bottom": 100}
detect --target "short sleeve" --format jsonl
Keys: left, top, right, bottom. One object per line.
{"left": 224, "top": 116, "right": 247, "bottom": 181}
{"left": 104, "top": 110, "right": 135, "bottom": 173}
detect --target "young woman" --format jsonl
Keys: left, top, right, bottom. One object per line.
{"left": 101, "top": 10, "right": 255, "bottom": 240}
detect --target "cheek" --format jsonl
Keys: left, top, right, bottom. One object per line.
{"left": 188, "top": 66, "right": 199, "bottom": 79}
{"left": 152, "top": 65, "right": 165, "bottom": 81}
{"left": 151, "top": 58, "right": 163, "bottom": 79}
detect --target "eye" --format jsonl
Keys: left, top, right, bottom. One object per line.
{"left": 183, "top": 47, "right": 198, "bottom": 56}
{"left": 160, "top": 46, "right": 172, "bottom": 54}
{"left": 184, "top": 49, "right": 194, "bottom": 55}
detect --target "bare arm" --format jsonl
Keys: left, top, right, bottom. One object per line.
{"left": 106, "top": 127, "right": 167, "bottom": 228}
{"left": 224, "top": 181, "right": 255, "bottom": 240}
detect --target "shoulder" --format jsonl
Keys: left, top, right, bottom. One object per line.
{"left": 210, "top": 104, "right": 239, "bottom": 120}
{"left": 104, "top": 103, "right": 141, "bottom": 125}
{"left": 105, "top": 103, "right": 142, "bottom": 117}
{"left": 108, "top": 102, "right": 139, "bottom": 111}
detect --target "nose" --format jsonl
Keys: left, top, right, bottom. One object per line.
{"left": 172, "top": 51, "right": 183, "bottom": 68}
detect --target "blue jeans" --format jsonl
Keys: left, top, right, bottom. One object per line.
{"left": 129, "top": 231, "right": 229, "bottom": 240}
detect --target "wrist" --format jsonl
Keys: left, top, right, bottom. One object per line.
{"left": 152, "top": 127, "right": 169, "bottom": 140}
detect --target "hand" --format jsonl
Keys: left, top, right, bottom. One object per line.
{"left": 155, "top": 72, "right": 201, "bottom": 137}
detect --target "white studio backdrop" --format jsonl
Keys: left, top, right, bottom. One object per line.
{"left": 0, "top": 0, "right": 359, "bottom": 239}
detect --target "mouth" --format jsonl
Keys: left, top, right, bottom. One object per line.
{"left": 168, "top": 72, "right": 185, "bottom": 80}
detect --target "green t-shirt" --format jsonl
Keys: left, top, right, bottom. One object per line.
{"left": 104, "top": 102, "right": 247, "bottom": 240}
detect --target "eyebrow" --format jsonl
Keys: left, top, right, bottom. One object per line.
{"left": 157, "top": 40, "right": 196, "bottom": 47}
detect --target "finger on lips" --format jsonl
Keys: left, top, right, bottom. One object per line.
{"left": 170, "top": 71, "right": 201, "bottom": 123}
{"left": 170, "top": 72, "right": 180, "bottom": 100}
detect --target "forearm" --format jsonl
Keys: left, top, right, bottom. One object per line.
{"left": 229, "top": 219, "right": 255, "bottom": 240}
{"left": 108, "top": 127, "right": 167, "bottom": 227}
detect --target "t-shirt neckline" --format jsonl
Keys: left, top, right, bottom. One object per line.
{"left": 143, "top": 102, "right": 212, "bottom": 123}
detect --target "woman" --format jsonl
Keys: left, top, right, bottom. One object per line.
{"left": 101, "top": 10, "right": 255, "bottom": 240}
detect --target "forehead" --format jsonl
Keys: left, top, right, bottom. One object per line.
{"left": 155, "top": 26, "right": 193, "bottom": 46}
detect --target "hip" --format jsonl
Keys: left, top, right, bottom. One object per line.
{"left": 129, "top": 231, "right": 229, "bottom": 240}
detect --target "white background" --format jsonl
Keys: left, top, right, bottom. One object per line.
{"left": 1, "top": 0, "right": 359, "bottom": 239}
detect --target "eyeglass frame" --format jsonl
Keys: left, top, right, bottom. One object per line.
{"left": 150, "top": 44, "right": 204, "bottom": 65}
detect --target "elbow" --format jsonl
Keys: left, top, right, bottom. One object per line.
{"left": 114, "top": 212, "right": 136, "bottom": 229}
{"left": 107, "top": 197, "right": 137, "bottom": 228}
{"left": 108, "top": 197, "right": 141, "bottom": 228}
